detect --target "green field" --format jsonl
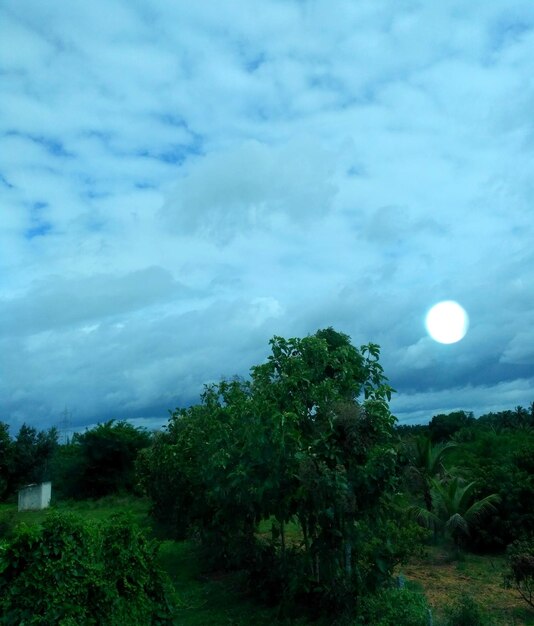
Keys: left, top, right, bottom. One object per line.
{"left": 1, "top": 497, "right": 533, "bottom": 625}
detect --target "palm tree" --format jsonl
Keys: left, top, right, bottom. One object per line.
{"left": 409, "top": 436, "right": 457, "bottom": 510}
{"left": 427, "top": 477, "right": 500, "bottom": 549}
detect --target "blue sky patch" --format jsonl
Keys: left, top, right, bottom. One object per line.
{"left": 25, "top": 222, "right": 53, "bottom": 239}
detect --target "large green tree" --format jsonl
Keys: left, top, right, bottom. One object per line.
{"left": 247, "top": 332, "right": 397, "bottom": 587}
{"left": 54, "top": 420, "right": 151, "bottom": 499}
{"left": 140, "top": 328, "right": 410, "bottom": 615}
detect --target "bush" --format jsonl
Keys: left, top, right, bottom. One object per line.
{"left": 504, "top": 538, "right": 534, "bottom": 609}
{"left": 444, "top": 593, "right": 495, "bottom": 626}
{"left": 356, "top": 588, "right": 429, "bottom": 625}
{"left": 0, "top": 510, "right": 17, "bottom": 542}
{"left": 0, "top": 511, "right": 173, "bottom": 625}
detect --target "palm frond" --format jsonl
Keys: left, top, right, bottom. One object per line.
{"left": 455, "top": 480, "right": 477, "bottom": 512}
{"left": 406, "top": 504, "right": 441, "bottom": 530}
{"left": 427, "top": 440, "right": 457, "bottom": 475}
{"left": 445, "top": 512, "right": 469, "bottom": 536}
{"left": 464, "top": 493, "right": 500, "bottom": 524}
{"left": 430, "top": 477, "right": 453, "bottom": 516}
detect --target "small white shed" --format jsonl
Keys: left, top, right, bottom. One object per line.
{"left": 18, "top": 482, "right": 52, "bottom": 512}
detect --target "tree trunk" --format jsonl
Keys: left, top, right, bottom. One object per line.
{"left": 344, "top": 541, "right": 352, "bottom": 578}
{"left": 301, "top": 517, "right": 314, "bottom": 578}
{"left": 280, "top": 518, "right": 286, "bottom": 562}
{"left": 424, "top": 485, "right": 432, "bottom": 511}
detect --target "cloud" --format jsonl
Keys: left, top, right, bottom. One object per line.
{"left": 0, "top": 267, "right": 186, "bottom": 336}
{"left": 0, "top": 0, "right": 533, "bottom": 430}
{"left": 161, "top": 138, "right": 337, "bottom": 241}
{"left": 501, "top": 329, "right": 534, "bottom": 365}
{"left": 0, "top": 293, "right": 290, "bottom": 431}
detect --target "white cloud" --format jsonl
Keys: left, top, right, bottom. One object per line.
{"left": 1, "top": 0, "right": 533, "bottom": 429}
{"left": 161, "top": 138, "right": 337, "bottom": 241}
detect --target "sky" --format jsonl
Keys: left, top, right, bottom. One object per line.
{"left": 1, "top": 0, "right": 533, "bottom": 433}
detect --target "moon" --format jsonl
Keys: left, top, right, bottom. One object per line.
{"left": 425, "top": 301, "right": 469, "bottom": 344}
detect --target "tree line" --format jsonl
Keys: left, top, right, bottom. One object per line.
{"left": 0, "top": 419, "right": 151, "bottom": 501}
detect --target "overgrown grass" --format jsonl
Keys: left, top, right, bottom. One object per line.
{"left": 159, "top": 540, "right": 304, "bottom": 625}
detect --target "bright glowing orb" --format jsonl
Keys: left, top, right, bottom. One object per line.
{"left": 425, "top": 301, "right": 469, "bottom": 344}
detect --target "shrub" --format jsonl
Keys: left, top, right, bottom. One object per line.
{"left": 444, "top": 593, "right": 495, "bottom": 626}
{"left": 356, "top": 588, "right": 429, "bottom": 625}
{"left": 0, "top": 511, "right": 173, "bottom": 625}
{"left": 0, "top": 510, "right": 17, "bottom": 542}
{"left": 504, "top": 538, "right": 534, "bottom": 609}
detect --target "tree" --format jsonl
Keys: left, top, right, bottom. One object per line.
{"left": 408, "top": 436, "right": 456, "bottom": 511}
{"left": 246, "top": 332, "right": 398, "bottom": 589}
{"left": 10, "top": 424, "right": 58, "bottom": 492}
{"left": 0, "top": 422, "right": 13, "bottom": 500}
{"left": 55, "top": 420, "right": 151, "bottom": 499}
{"left": 416, "top": 477, "right": 500, "bottom": 550}
{"left": 141, "top": 328, "right": 405, "bottom": 616}
{"left": 428, "top": 411, "right": 474, "bottom": 443}
{"left": 444, "top": 428, "right": 534, "bottom": 550}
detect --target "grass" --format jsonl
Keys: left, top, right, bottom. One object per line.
{"left": 159, "top": 540, "right": 301, "bottom": 625}
{"left": 0, "top": 495, "right": 152, "bottom": 532}
{"left": 398, "top": 545, "right": 534, "bottom": 625}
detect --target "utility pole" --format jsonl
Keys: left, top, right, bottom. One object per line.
{"left": 57, "top": 407, "right": 72, "bottom": 445}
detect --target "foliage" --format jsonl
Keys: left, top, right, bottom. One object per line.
{"left": 158, "top": 539, "right": 307, "bottom": 626}
{"left": 0, "top": 423, "right": 13, "bottom": 500}
{"left": 477, "top": 404, "right": 534, "bottom": 431}
{"left": 136, "top": 431, "right": 191, "bottom": 538}
{"left": 13, "top": 424, "right": 59, "bottom": 488}
{"left": 0, "top": 511, "right": 173, "bottom": 625}
{"left": 49, "top": 442, "right": 86, "bottom": 499}
{"left": 407, "top": 436, "right": 456, "bottom": 511}
{"left": 0, "top": 423, "right": 58, "bottom": 500}
{"left": 53, "top": 420, "right": 151, "bottom": 499}
{"left": 444, "top": 593, "right": 496, "bottom": 626}
{"left": 140, "top": 328, "right": 406, "bottom": 618}
{"left": 428, "top": 411, "right": 474, "bottom": 443}
{"left": 432, "top": 477, "right": 499, "bottom": 547}
{"left": 0, "top": 509, "right": 17, "bottom": 542}
{"left": 504, "top": 538, "right": 534, "bottom": 609}
{"left": 411, "top": 477, "right": 499, "bottom": 549}
{"left": 446, "top": 428, "right": 534, "bottom": 550}
{"left": 395, "top": 423, "right": 429, "bottom": 438}
{"left": 356, "top": 588, "right": 429, "bottom": 626}
{"left": 398, "top": 410, "right": 533, "bottom": 553}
